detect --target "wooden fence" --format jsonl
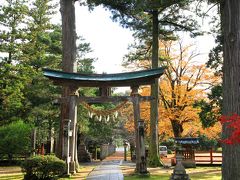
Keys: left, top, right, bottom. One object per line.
{"left": 195, "top": 149, "right": 222, "bottom": 164}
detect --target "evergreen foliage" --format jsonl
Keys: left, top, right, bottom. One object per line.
{"left": 197, "top": 134, "right": 219, "bottom": 151}
{"left": 195, "top": 85, "right": 222, "bottom": 128}
{"left": 0, "top": 121, "right": 32, "bottom": 160}
{"left": 0, "top": 0, "right": 97, "bottom": 154}
{"left": 196, "top": 1, "right": 223, "bottom": 128}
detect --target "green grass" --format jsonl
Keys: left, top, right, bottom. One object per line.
{"left": 0, "top": 174, "right": 24, "bottom": 180}
{"left": 0, "top": 166, "right": 23, "bottom": 180}
{"left": 190, "top": 174, "right": 221, "bottom": 180}
{"left": 124, "top": 173, "right": 221, "bottom": 180}
{"left": 124, "top": 166, "right": 221, "bottom": 180}
{"left": 124, "top": 174, "right": 169, "bottom": 180}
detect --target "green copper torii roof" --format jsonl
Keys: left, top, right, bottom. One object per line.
{"left": 43, "top": 67, "right": 165, "bottom": 87}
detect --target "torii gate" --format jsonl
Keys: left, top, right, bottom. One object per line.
{"left": 43, "top": 67, "right": 165, "bottom": 174}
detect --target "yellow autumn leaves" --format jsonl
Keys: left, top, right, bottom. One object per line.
{"left": 122, "top": 40, "right": 221, "bottom": 140}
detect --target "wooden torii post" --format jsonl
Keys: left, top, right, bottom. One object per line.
{"left": 43, "top": 67, "right": 165, "bottom": 174}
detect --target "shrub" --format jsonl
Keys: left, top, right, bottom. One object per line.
{"left": 197, "top": 134, "right": 219, "bottom": 151}
{"left": 0, "top": 121, "right": 32, "bottom": 160}
{"left": 21, "top": 155, "right": 66, "bottom": 180}
{"left": 167, "top": 149, "right": 173, "bottom": 154}
{"left": 160, "top": 138, "right": 175, "bottom": 150}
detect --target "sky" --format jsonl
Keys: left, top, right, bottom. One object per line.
{"left": 73, "top": 4, "right": 216, "bottom": 74}
{"left": 58, "top": 3, "right": 216, "bottom": 92}
{"left": 75, "top": 5, "right": 135, "bottom": 74}
{"left": 0, "top": 1, "right": 217, "bottom": 93}
{"left": 1, "top": 1, "right": 216, "bottom": 73}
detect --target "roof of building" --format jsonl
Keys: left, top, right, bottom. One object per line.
{"left": 43, "top": 67, "right": 165, "bottom": 87}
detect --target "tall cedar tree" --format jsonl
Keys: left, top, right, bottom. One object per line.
{"left": 23, "top": 0, "right": 96, "bottom": 155}
{"left": 20, "top": 0, "right": 61, "bottom": 153}
{"left": 0, "top": 0, "right": 30, "bottom": 124}
{"left": 221, "top": 0, "right": 240, "bottom": 179}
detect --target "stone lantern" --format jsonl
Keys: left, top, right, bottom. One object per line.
{"left": 170, "top": 151, "right": 190, "bottom": 180}
{"left": 137, "top": 120, "right": 148, "bottom": 174}
{"left": 123, "top": 141, "right": 128, "bottom": 161}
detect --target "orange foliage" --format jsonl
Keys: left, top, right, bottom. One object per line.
{"left": 123, "top": 105, "right": 135, "bottom": 133}
{"left": 122, "top": 40, "right": 221, "bottom": 140}
{"left": 199, "top": 122, "right": 222, "bottom": 140}
{"left": 158, "top": 41, "right": 220, "bottom": 138}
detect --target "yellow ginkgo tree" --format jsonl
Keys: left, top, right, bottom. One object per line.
{"left": 123, "top": 40, "right": 220, "bottom": 139}
{"left": 158, "top": 41, "right": 220, "bottom": 137}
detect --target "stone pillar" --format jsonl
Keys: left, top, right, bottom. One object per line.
{"left": 131, "top": 86, "right": 141, "bottom": 173}
{"left": 138, "top": 120, "right": 148, "bottom": 174}
{"left": 31, "top": 128, "right": 37, "bottom": 156}
{"left": 78, "top": 144, "right": 92, "bottom": 162}
{"left": 63, "top": 119, "right": 71, "bottom": 175}
{"left": 69, "top": 93, "right": 78, "bottom": 174}
{"left": 123, "top": 141, "right": 128, "bottom": 161}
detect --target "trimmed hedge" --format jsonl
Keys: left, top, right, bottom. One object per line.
{"left": 21, "top": 155, "right": 66, "bottom": 180}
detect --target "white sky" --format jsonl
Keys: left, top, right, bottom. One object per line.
{"left": 73, "top": 5, "right": 216, "bottom": 73}
{"left": 1, "top": 1, "right": 216, "bottom": 72}
{"left": 51, "top": 3, "right": 216, "bottom": 92}
{"left": 73, "top": 4, "right": 217, "bottom": 93}
{"left": 75, "top": 5, "right": 134, "bottom": 74}
{"left": 1, "top": 2, "right": 217, "bottom": 93}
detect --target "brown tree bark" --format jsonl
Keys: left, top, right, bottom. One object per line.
{"left": 222, "top": 1, "right": 240, "bottom": 179}
{"left": 149, "top": 10, "right": 161, "bottom": 167}
{"left": 170, "top": 120, "right": 183, "bottom": 138}
{"left": 57, "top": 0, "right": 77, "bottom": 160}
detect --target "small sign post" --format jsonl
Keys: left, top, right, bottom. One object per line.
{"left": 63, "top": 119, "right": 71, "bottom": 175}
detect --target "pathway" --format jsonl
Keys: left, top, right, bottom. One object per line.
{"left": 86, "top": 150, "right": 124, "bottom": 180}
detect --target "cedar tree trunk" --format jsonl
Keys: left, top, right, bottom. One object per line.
{"left": 58, "top": 0, "right": 77, "bottom": 159}
{"left": 149, "top": 10, "right": 161, "bottom": 167}
{"left": 222, "top": 1, "right": 240, "bottom": 179}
